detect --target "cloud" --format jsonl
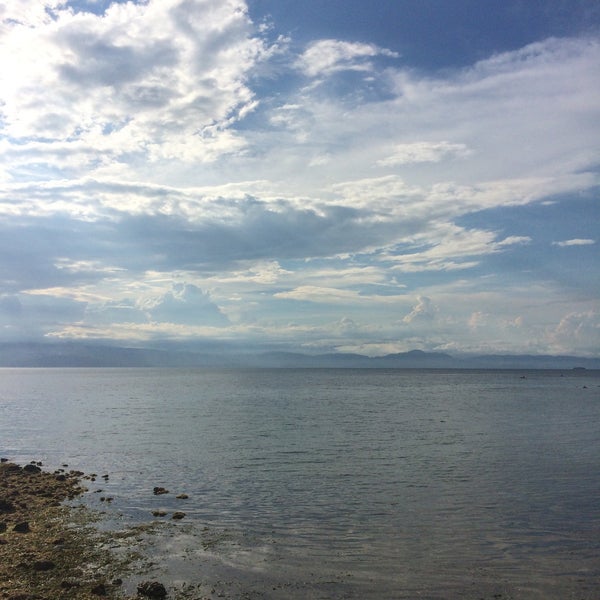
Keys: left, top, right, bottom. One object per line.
{"left": 0, "top": 2, "right": 598, "bottom": 356}
{"left": 0, "top": 0, "right": 271, "bottom": 166}
{"left": 552, "top": 238, "right": 595, "bottom": 247}
{"left": 273, "top": 285, "right": 403, "bottom": 306}
{"left": 295, "top": 39, "right": 398, "bottom": 77}
{"left": 549, "top": 310, "right": 600, "bottom": 355}
{"left": 402, "top": 296, "right": 437, "bottom": 323}
{"left": 377, "top": 142, "right": 471, "bottom": 166}
{"left": 385, "top": 225, "right": 531, "bottom": 273}
{"left": 141, "top": 283, "right": 229, "bottom": 326}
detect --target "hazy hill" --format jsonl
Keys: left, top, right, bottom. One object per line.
{"left": 0, "top": 342, "right": 598, "bottom": 370}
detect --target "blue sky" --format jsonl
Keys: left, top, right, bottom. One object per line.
{"left": 0, "top": 0, "right": 598, "bottom": 356}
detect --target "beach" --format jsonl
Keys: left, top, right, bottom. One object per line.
{"left": 0, "top": 459, "right": 134, "bottom": 600}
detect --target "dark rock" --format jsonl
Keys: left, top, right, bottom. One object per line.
{"left": 152, "top": 510, "right": 167, "bottom": 517}
{"left": 91, "top": 583, "right": 107, "bottom": 596}
{"left": 13, "top": 521, "right": 30, "bottom": 533}
{"left": 153, "top": 487, "right": 169, "bottom": 495}
{"left": 23, "top": 464, "right": 42, "bottom": 474}
{"left": 55, "top": 474, "right": 66, "bottom": 481}
{"left": 32, "top": 560, "right": 55, "bottom": 571}
{"left": 0, "top": 457, "right": 7, "bottom": 462}
{"left": 61, "top": 581, "right": 80, "bottom": 589}
{"left": 137, "top": 581, "right": 167, "bottom": 598}
{"left": 172, "top": 511, "right": 185, "bottom": 520}
{"left": 0, "top": 521, "right": 6, "bottom": 533}
{"left": 175, "top": 494, "right": 189, "bottom": 499}
{"left": 112, "top": 578, "right": 123, "bottom": 586}
{"left": 0, "top": 498, "right": 16, "bottom": 513}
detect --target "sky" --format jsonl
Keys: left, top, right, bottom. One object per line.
{"left": 0, "top": 0, "right": 598, "bottom": 357}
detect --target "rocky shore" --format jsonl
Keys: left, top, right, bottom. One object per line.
{"left": 0, "top": 459, "right": 136, "bottom": 600}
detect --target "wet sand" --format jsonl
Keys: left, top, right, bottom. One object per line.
{"left": 0, "top": 459, "right": 133, "bottom": 600}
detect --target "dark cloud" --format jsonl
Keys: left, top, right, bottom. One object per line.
{"left": 0, "top": 193, "right": 417, "bottom": 295}
{"left": 115, "top": 202, "right": 392, "bottom": 270}
{"left": 0, "top": 292, "right": 86, "bottom": 341}
{"left": 58, "top": 37, "right": 178, "bottom": 88}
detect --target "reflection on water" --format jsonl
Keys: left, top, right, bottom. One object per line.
{"left": 1, "top": 368, "right": 599, "bottom": 598}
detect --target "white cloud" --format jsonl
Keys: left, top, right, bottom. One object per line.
{"left": 385, "top": 225, "right": 531, "bottom": 273}
{"left": 0, "top": 0, "right": 272, "bottom": 174}
{"left": 140, "top": 283, "right": 229, "bottom": 326}
{"left": 402, "top": 296, "right": 437, "bottom": 323}
{"left": 296, "top": 39, "right": 398, "bottom": 77}
{"left": 273, "top": 285, "right": 403, "bottom": 306}
{"left": 548, "top": 310, "right": 600, "bottom": 355}
{"left": 552, "top": 238, "right": 595, "bottom": 247}
{"left": 377, "top": 141, "right": 471, "bottom": 166}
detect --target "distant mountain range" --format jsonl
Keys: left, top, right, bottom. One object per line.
{"left": 0, "top": 342, "right": 598, "bottom": 370}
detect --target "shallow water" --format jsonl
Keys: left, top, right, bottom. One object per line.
{"left": 1, "top": 368, "right": 599, "bottom": 598}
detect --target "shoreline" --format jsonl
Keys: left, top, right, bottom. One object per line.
{"left": 0, "top": 459, "right": 136, "bottom": 599}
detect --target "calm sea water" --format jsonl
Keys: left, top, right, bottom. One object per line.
{"left": 1, "top": 368, "right": 599, "bottom": 599}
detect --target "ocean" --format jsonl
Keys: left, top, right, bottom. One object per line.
{"left": 1, "top": 367, "right": 598, "bottom": 599}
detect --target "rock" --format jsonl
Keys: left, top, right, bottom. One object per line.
{"left": 153, "top": 487, "right": 169, "bottom": 495}
{"left": 175, "top": 494, "right": 189, "bottom": 499}
{"left": 0, "top": 498, "right": 16, "bottom": 513}
{"left": 0, "top": 457, "right": 8, "bottom": 462}
{"left": 32, "top": 560, "right": 55, "bottom": 571}
{"left": 152, "top": 510, "right": 167, "bottom": 517}
{"left": 23, "top": 464, "right": 42, "bottom": 474}
{"left": 13, "top": 521, "right": 30, "bottom": 533}
{"left": 112, "top": 578, "right": 123, "bottom": 586}
{"left": 90, "top": 583, "right": 107, "bottom": 596}
{"left": 172, "top": 511, "right": 185, "bottom": 520}
{"left": 55, "top": 474, "right": 66, "bottom": 481}
{"left": 61, "top": 581, "right": 80, "bottom": 589}
{"left": 137, "top": 581, "right": 167, "bottom": 598}
{"left": 0, "top": 521, "right": 7, "bottom": 532}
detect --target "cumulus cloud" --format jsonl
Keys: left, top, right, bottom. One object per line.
{"left": 549, "top": 310, "right": 600, "bottom": 355}
{"left": 0, "top": 0, "right": 272, "bottom": 171}
{"left": 142, "top": 283, "right": 229, "bottom": 326}
{"left": 402, "top": 296, "right": 437, "bottom": 323}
